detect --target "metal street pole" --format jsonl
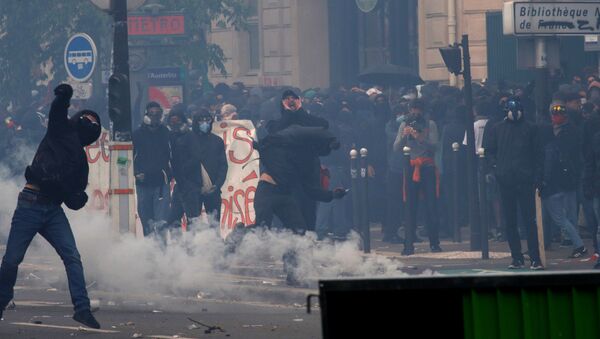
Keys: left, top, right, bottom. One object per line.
{"left": 350, "top": 149, "right": 360, "bottom": 237}
{"left": 109, "top": 0, "right": 136, "bottom": 235}
{"left": 359, "top": 148, "right": 370, "bottom": 254}
{"left": 452, "top": 142, "right": 461, "bottom": 243}
{"left": 461, "top": 34, "right": 482, "bottom": 251}
{"left": 534, "top": 37, "right": 548, "bottom": 122}
{"left": 478, "top": 148, "right": 489, "bottom": 259}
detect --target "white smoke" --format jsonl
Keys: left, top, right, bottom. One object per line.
{"left": 0, "top": 142, "right": 413, "bottom": 305}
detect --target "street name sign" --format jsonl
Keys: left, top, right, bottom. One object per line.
{"left": 504, "top": 1, "right": 600, "bottom": 35}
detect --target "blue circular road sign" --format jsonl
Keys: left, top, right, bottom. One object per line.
{"left": 64, "top": 33, "right": 97, "bottom": 82}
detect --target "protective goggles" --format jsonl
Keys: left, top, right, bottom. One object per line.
{"left": 550, "top": 105, "right": 567, "bottom": 115}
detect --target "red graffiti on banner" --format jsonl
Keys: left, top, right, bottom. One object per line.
{"left": 85, "top": 131, "right": 109, "bottom": 164}
{"left": 228, "top": 127, "right": 254, "bottom": 164}
{"left": 88, "top": 189, "right": 109, "bottom": 213}
{"left": 220, "top": 185, "right": 256, "bottom": 229}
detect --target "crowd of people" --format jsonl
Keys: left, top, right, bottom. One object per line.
{"left": 2, "top": 73, "right": 600, "bottom": 271}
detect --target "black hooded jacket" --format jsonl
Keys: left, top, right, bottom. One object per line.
{"left": 25, "top": 85, "right": 101, "bottom": 209}
{"left": 536, "top": 122, "right": 582, "bottom": 197}
{"left": 483, "top": 116, "right": 538, "bottom": 183}
{"left": 132, "top": 123, "right": 171, "bottom": 187}
{"left": 257, "top": 125, "right": 337, "bottom": 202}
{"left": 179, "top": 116, "right": 228, "bottom": 193}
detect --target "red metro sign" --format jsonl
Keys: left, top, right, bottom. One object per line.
{"left": 128, "top": 15, "right": 185, "bottom": 36}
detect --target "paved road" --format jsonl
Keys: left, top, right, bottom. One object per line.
{"left": 0, "top": 224, "right": 597, "bottom": 338}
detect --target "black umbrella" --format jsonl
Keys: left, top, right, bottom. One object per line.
{"left": 358, "top": 63, "right": 424, "bottom": 87}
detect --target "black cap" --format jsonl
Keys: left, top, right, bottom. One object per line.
{"left": 281, "top": 89, "right": 299, "bottom": 100}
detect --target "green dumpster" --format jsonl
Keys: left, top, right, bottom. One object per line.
{"left": 317, "top": 271, "right": 600, "bottom": 338}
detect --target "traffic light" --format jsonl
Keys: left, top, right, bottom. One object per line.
{"left": 439, "top": 45, "right": 463, "bottom": 75}
{"left": 108, "top": 73, "right": 132, "bottom": 138}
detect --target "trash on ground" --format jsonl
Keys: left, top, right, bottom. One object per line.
{"left": 132, "top": 333, "right": 143, "bottom": 338}
{"left": 293, "top": 318, "right": 304, "bottom": 322}
{"left": 26, "top": 273, "right": 42, "bottom": 280}
{"left": 187, "top": 317, "right": 225, "bottom": 334}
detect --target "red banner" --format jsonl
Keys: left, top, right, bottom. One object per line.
{"left": 128, "top": 15, "right": 185, "bottom": 36}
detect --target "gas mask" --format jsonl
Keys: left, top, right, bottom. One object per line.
{"left": 144, "top": 108, "right": 163, "bottom": 128}
{"left": 504, "top": 99, "right": 523, "bottom": 121}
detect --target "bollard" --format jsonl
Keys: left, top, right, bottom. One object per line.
{"left": 360, "top": 148, "right": 370, "bottom": 253}
{"left": 402, "top": 146, "right": 411, "bottom": 244}
{"left": 350, "top": 149, "right": 360, "bottom": 235}
{"left": 478, "top": 148, "right": 489, "bottom": 259}
{"left": 452, "top": 142, "right": 461, "bottom": 243}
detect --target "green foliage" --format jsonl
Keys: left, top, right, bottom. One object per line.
{"left": 0, "top": 0, "right": 248, "bottom": 109}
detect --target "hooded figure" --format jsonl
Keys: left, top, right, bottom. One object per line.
{"left": 1, "top": 84, "right": 101, "bottom": 329}
{"left": 25, "top": 85, "right": 101, "bottom": 210}
{"left": 484, "top": 98, "right": 543, "bottom": 270}
{"left": 263, "top": 89, "right": 330, "bottom": 231}
{"left": 133, "top": 101, "right": 171, "bottom": 237}
{"left": 254, "top": 125, "right": 346, "bottom": 224}
{"left": 167, "top": 103, "right": 191, "bottom": 230}
{"left": 179, "top": 109, "right": 228, "bottom": 224}
{"left": 537, "top": 103, "right": 586, "bottom": 258}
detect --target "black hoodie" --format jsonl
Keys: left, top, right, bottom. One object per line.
{"left": 25, "top": 84, "right": 101, "bottom": 210}
{"left": 179, "top": 112, "right": 228, "bottom": 193}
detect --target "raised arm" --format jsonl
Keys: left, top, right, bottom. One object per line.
{"left": 47, "top": 84, "right": 73, "bottom": 135}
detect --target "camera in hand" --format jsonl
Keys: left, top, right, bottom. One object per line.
{"left": 406, "top": 117, "right": 425, "bottom": 140}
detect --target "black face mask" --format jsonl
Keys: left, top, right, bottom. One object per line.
{"left": 77, "top": 117, "right": 101, "bottom": 146}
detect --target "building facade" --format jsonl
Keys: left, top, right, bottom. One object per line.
{"left": 207, "top": 0, "right": 330, "bottom": 89}
{"left": 207, "top": 0, "right": 596, "bottom": 89}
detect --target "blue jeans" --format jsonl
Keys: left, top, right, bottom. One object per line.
{"left": 0, "top": 190, "right": 90, "bottom": 313}
{"left": 136, "top": 182, "right": 171, "bottom": 236}
{"left": 542, "top": 191, "right": 583, "bottom": 249}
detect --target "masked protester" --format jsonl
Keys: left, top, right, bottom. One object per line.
{"left": 484, "top": 98, "right": 543, "bottom": 270}
{"left": 254, "top": 125, "right": 347, "bottom": 285}
{"left": 537, "top": 103, "right": 586, "bottom": 258}
{"left": 0, "top": 84, "right": 101, "bottom": 328}
{"left": 166, "top": 104, "right": 190, "bottom": 237}
{"left": 265, "top": 89, "right": 329, "bottom": 231}
{"left": 179, "top": 109, "right": 228, "bottom": 226}
{"left": 393, "top": 99, "right": 442, "bottom": 255}
{"left": 133, "top": 102, "right": 171, "bottom": 237}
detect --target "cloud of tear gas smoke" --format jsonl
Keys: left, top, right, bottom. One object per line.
{"left": 0, "top": 143, "right": 417, "bottom": 302}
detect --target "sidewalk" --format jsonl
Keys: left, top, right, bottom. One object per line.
{"left": 367, "top": 225, "right": 598, "bottom": 274}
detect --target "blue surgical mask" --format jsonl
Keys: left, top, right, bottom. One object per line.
{"left": 199, "top": 122, "right": 211, "bottom": 133}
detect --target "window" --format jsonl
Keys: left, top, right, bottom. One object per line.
{"left": 248, "top": 23, "right": 260, "bottom": 70}
{"left": 247, "top": 0, "right": 260, "bottom": 71}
